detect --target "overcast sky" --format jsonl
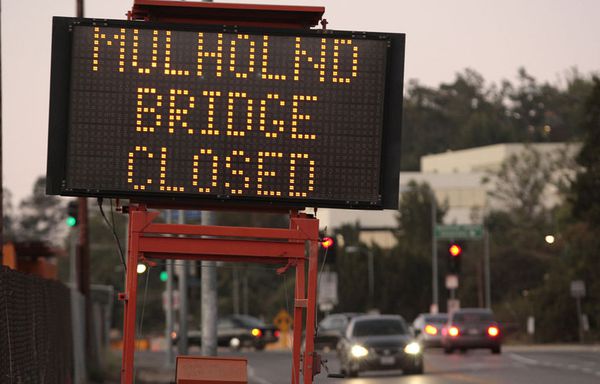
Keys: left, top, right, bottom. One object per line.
{"left": 2, "top": 0, "right": 599, "bottom": 204}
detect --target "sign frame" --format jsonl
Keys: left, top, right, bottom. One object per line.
{"left": 46, "top": 17, "right": 405, "bottom": 210}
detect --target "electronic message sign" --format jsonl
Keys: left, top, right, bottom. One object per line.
{"left": 47, "top": 18, "right": 405, "bottom": 209}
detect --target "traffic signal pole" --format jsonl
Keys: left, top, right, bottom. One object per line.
{"left": 165, "top": 210, "right": 174, "bottom": 366}
{"left": 431, "top": 194, "right": 439, "bottom": 313}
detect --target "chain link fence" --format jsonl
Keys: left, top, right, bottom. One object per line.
{"left": 0, "top": 266, "right": 73, "bottom": 383}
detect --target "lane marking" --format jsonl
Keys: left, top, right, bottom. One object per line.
{"left": 510, "top": 352, "right": 600, "bottom": 379}
{"left": 247, "top": 365, "right": 275, "bottom": 384}
{"left": 509, "top": 353, "right": 539, "bottom": 366}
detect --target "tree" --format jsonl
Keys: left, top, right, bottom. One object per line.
{"left": 572, "top": 77, "right": 600, "bottom": 228}
{"left": 16, "top": 176, "right": 67, "bottom": 245}
{"left": 2, "top": 188, "right": 16, "bottom": 242}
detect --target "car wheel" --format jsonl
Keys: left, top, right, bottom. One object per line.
{"left": 459, "top": 348, "right": 467, "bottom": 354}
{"left": 444, "top": 347, "right": 454, "bottom": 354}
{"left": 404, "top": 364, "right": 424, "bottom": 375}
{"left": 255, "top": 343, "right": 266, "bottom": 351}
{"left": 347, "top": 368, "right": 358, "bottom": 378}
{"left": 491, "top": 345, "right": 501, "bottom": 354}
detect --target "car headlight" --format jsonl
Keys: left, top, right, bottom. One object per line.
{"left": 404, "top": 342, "right": 421, "bottom": 355}
{"left": 350, "top": 344, "right": 369, "bottom": 358}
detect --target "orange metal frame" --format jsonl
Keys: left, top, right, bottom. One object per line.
{"left": 120, "top": 204, "right": 321, "bottom": 383}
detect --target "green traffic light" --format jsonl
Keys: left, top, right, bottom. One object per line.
{"left": 160, "top": 270, "right": 168, "bottom": 282}
{"left": 66, "top": 216, "right": 77, "bottom": 227}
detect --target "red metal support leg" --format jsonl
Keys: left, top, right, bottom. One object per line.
{"left": 121, "top": 207, "right": 144, "bottom": 383}
{"left": 303, "top": 238, "right": 319, "bottom": 383}
{"left": 292, "top": 259, "right": 305, "bottom": 384}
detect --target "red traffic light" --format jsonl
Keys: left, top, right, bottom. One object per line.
{"left": 449, "top": 244, "right": 462, "bottom": 257}
{"left": 321, "top": 237, "right": 334, "bottom": 249}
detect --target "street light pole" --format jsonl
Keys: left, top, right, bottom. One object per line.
{"left": 484, "top": 230, "right": 491, "bottom": 309}
{"left": 345, "top": 246, "right": 374, "bottom": 309}
{"left": 431, "top": 192, "right": 439, "bottom": 313}
{"left": 367, "top": 250, "right": 374, "bottom": 308}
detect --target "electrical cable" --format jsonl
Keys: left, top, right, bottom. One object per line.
{"left": 97, "top": 198, "right": 127, "bottom": 272}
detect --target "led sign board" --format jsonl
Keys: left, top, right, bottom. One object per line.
{"left": 47, "top": 18, "right": 405, "bottom": 209}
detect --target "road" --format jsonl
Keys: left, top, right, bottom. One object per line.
{"left": 239, "top": 345, "right": 600, "bottom": 384}
{"left": 132, "top": 345, "right": 600, "bottom": 383}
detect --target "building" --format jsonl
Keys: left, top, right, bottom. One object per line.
{"left": 317, "top": 143, "right": 579, "bottom": 247}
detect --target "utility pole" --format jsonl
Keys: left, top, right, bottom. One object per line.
{"left": 75, "top": 0, "right": 93, "bottom": 370}
{"left": 431, "top": 192, "right": 439, "bottom": 313}
{"left": 0, "top": 0, "right": 3, "bottom": 265}
{"left": 178, "top": 210, "right": 189, "bottom": 355}
{"left": 484, "top": 230, "right": 491, "bottom": 309}
{"left": 165, "top": 211, "right": 174, "bottom": 365}
{"left": 199, "top": 0, "right": 219, "bottom": 358}
{"left": 201, "top": 210, "right": 218, "bottom": 356}
{"left": 233, "top": 266, "right": 240, "bottom": 314}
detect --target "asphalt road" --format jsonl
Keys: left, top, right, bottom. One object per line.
{"left": 239, "top": 345, "right": 600, "bottom": 384}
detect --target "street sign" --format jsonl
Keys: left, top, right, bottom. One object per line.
{"left": 47, "top": 17, "right": 406, "bottom": 210}
{"left": 445, "top": 274, "right": 459, "bottom": 290}
{"left": 318, "top": 271, "right": 338, "bottom": 309}
{"left": 570, "top": 280, "right": 586, "bottom": 298}
{"left": 435, "top": 224, "right": 484, "bottom": 240}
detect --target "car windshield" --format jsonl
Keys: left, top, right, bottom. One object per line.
{"left": 352, "top": 319, "right": 408, "bottom": 337}
{"left": 453, "top": 312, "right": 494, "bottom": 323}
{"left": 235, "top": 315, "right": 266, "bottom": 327}
{"left": 425, "top": 315, "right": 448, "bottom": 324}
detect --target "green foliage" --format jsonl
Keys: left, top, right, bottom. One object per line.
{"left": 15, "top": 176, "right": 66, "bottom": 245}
{"left": 336, "top": 182, "right": 446, "bottom": 320}
{"left": 401, "top": 68, "right": 594, "bottom": 170}
{"left": 572, "top": 77, "right": 600, "bottom": 228}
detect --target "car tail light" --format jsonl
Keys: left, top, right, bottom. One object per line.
{"left": 251, "top": 328, "right": 262, "bottom": 337}
{"left": 274, "top": 330, "right": 281, "bottom": 338}
{"left": 424, "top": 324, "right": 438, "bottom": 335}
{"left": 487, "top": 326, "right": 499, "bottom": 337}
{"left": 448, "top": 326, "right": 460, "bottom": 337}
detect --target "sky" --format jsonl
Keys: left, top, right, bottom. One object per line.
{"left": 2, "top": 0, "right": 599, "bottom": 204}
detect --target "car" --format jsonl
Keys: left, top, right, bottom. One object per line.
{"left": 441, "top": 308, "right": 502, "bottom": 354}
{"left": 337, "top": 314, "right": 424, "bottom": 377}
{"left": 312, "top": 312, "right": 362, "bottom": 351}
{"left": 412, "top": 312, "right": 448, "bottom": 348}
{"left": 172, "top": 314, "right": 280, "bottom": 350}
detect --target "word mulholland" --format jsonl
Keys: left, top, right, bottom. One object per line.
{"left": 91, "top": 27, "right": 360, "bottom": 83}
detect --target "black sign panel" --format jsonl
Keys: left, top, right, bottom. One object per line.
{"left": 47, "top": 18, "right": 405, "bottom": 209}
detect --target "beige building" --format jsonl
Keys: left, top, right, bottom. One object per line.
{"left": 316, "top": 143, "right": 579, "bottom": 248}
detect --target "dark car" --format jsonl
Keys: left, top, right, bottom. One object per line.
{"left": 412, "top": 312, "right": 448, "bottom": 348}
{"left": 313, "top": 312, "right": 362, "bottom": 351}
{"left": 337, "top": 314, "right": 424, "bottom": 377}
{"left": 173, "top": 315, "right": 279, "bottom": 350}
{"left": 441, "top": 308, "right": 502, "bottom": 354}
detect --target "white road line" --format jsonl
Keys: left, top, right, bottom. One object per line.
{"left": 509, "top": 353, "right": 540, "bottom": 366}
{"left": 510, "top": 352, "right": 600, "bottom": 378}
{"left": 248, "top": 365, "right": 275, "bottom": 384}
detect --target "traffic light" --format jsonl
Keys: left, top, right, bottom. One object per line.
{"left": 318, "top": 233, "right": 337, "bottom": 264}
{"left": 448, "top": 242, "right": 463, "bottom": 272}
{"left": 66, "top": 200, "right": 78, "bottom": 227}
{"left": 449, "top": 244, "right": 462, "bottom": 257}
{"left": 160, "top": 269, "right": 169, "bottom": 282}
